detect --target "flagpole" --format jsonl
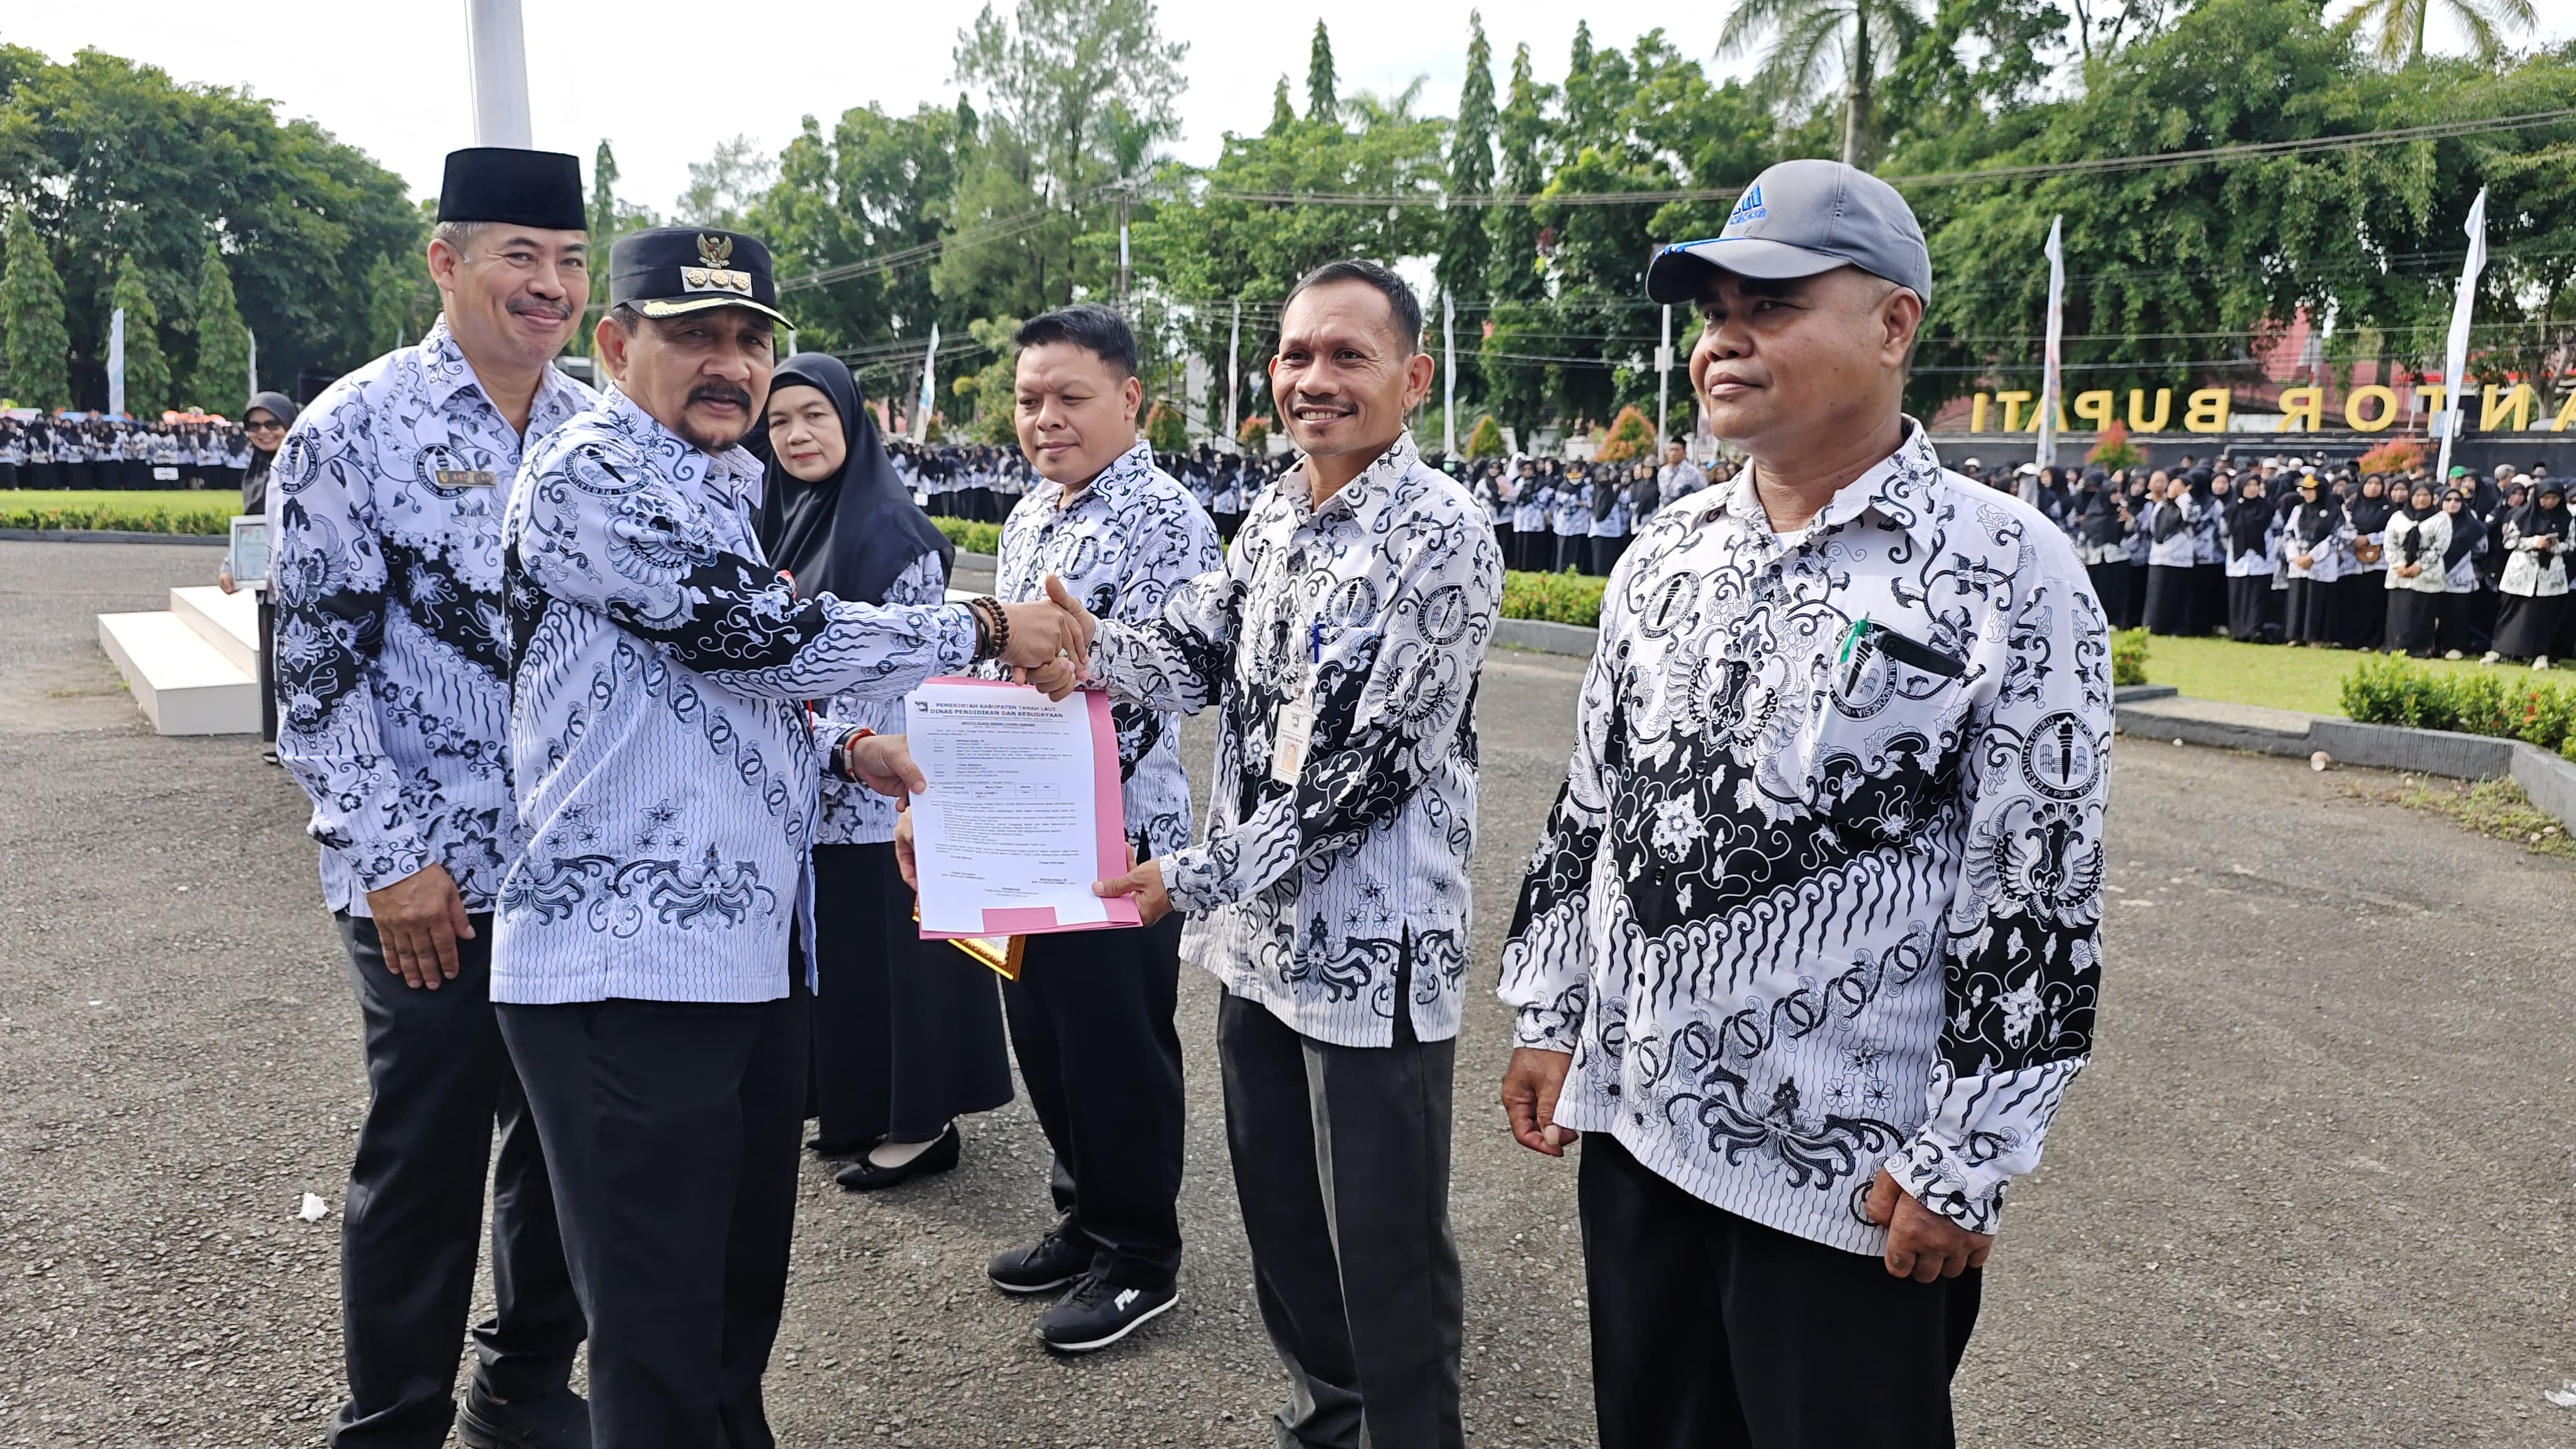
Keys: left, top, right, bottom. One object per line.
{"left": 2033, "top": 214, "right": 2064, "bottom": 486}
{"left": 2435, "top": 187, "right": 2487, "bottom": 486}
{"left": 462, "top": 0, "right": 533, "bottom": 148}
{"left": 108, "top": 309, "right": 127, "bottom": 418}
{"left": 1227, "top": 301, "right": 1240, "bottom": 452}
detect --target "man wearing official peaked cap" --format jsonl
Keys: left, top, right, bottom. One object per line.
{"left": 267, "top": 145, "right": 596, "bottom": 1449}
{"left": 494, "top": 223, "right": 1091, "bottom": 1448}
{"left": 1501, "top": 157, "right": 2111, "bottom": 1447}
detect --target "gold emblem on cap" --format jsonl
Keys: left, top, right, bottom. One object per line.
{"left": 681, "top": 232, "right": 753, "bottom": 295}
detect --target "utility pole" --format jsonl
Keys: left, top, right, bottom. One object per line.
{"left": 463, "top": 0, "right": 533, "bottom": 148}
{"left": 1442, "top": 292, "right": 1457, "bottom": 457}
{"left": 1117, "top": 190, "right": 1131, "bottom": 315}
{"left": 1655, "top": 303, "right": 1673, "bottom": 446}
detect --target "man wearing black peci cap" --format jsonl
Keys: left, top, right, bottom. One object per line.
{"left": 493, "top": 227, "right": 1092, "bottom": 1448}
{"left": 1498, "top": 158, "right": 2112, "bottom": 1447}
{"left": 267, "top": 147, "right": 596, "bottom": 1449}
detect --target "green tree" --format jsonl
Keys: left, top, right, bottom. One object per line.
{"left": 1144, "top": 397, "right": 1188, "bottom": 452}
{"left": 753, "top": 99, "right": 975, "bottom": 366}
{"left": 190, "top": 240, "right": 250, "bottom": 408}
{"left": 1268, "top": 76, "right": 1296, "bottom": 136}
{"left": 1439, "top": 12, "right": 1498, "bottom": 405}
{"left": 0, "top": 47, "right": 420, "bottom": 391}
{"left": 940, "top": 0, "right": 1187, "bottom": 319}
{"left": 1463, "top": 413, "right": 1506, "bottom": 459}
{"left": 1480, "top": 43, "right": 1554, "bottom": 430}
{"left": 1306, "top": 21, "right": 1339, "bottom": 123}
{"left": 2342, "top": 0, "right": 2534, "bottom": 65}
{"left": 108, "top": 253, "right": 170, "bottom": 416}
{"left": 675, "top": 135, "right": 776, "bottom": 229}
{"left": 1718, "top": 0, "right": 1926, "bottom": 167}
{"left": 1595, "top": 403, "right": 1657, "bottom": 460}
{"left": 1, "top": 206, "right": 69, "bottom": 409}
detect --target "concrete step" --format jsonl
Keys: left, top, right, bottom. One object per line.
{"left": 169, "top": 584, "right": 261, "bottom": 677}
{"left": 96, "top": 611, "right": 259, "bottom": 736}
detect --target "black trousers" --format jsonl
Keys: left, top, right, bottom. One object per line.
{"left": 2123, "top": 561, "right": 2148, "bottom": 629}
{"left": 497, "top": 988, "right": 809, "bottom": 1449}
{"left": 2143, "top": 564, "right": 2193, "bottom": 635}
{"left": 256, "top": 591, "right": 279, "bottom": 743}
{"left": 1003, "top": 911, "right": 1187, "bottom": 1289}
{"left": 2226, "top": 574, "right": 2274, "bottom": 643}
{"left": 1581, "top": 1134, "right": 1980, "bottom": 1449}
{"left": 330, "top": 914, "right": 582, "bottom": 1449}
{"left": 1555, "top": 533, "right": 1587, "bottom": 572}
{"left": 2084, "top": 560, "right": 2129, "bottom": 633}
{"left": 1219, "top": 974, "right": 1463, "bottom": 1449}
{"left": 810, "top": 843, "right": 1011, "bottom": 1149}
{"left": 1590, "top": 534, "right": 1630, "bottom": 577}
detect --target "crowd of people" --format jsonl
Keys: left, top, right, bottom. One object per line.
{"left": 892, "top": 436, "right": 1728, "bottom": 574}
{"left": 0, "top": 413, "right": 253, "bottom": 491}
{"left": 1990, "top": 455, "right": 2573, "bottom": 667}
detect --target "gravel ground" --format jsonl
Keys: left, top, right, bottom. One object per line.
{"left": 2, "top": 537, "right": 2571, "bottom": 1448}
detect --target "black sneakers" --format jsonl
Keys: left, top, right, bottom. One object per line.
{"left": 987, "top": 1223, "right": 1092, "bottom": 1296}
{"left": 1036, "top": 1274, "right": 1177, "bottom": 1354}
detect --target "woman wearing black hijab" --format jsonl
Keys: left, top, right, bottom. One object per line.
{"left": 2434, "top": 487, "right": 2486, "bottom": 658}
{"left": 2336, "top": 474, "right": 2395, "bottom": 650}
{"left": 2072, "top": 470, "right": 2132, "bottom": 626}
{"left": 2380, "top": 480, "right": 2447, "bottom": 658}
{"left": 2488, "top": 477, "right": 2570, "bottom": 667}
{"left": 2223, "top": 473, "right": 2276, "bottom": 642}
{"left": 2143, "top": 469, "right": 2201, "bottom": 635}
{"left": 2283, "top": 475, "right": 2344, "bottom": 646}
{"left": 217, "top": 391, "right": 299, "bottom": 760}
{"left": 755, "top": 352, "right": 1013, "bottom": 1182}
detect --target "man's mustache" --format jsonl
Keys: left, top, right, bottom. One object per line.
{"left": 689, "top": 384, "right": 753, "bottom": 411}
{"left": 506, "top": 296, "right": 572, "bottom": 322}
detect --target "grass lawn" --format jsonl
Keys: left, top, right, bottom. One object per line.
{"left": 1, "top": 488, "right": 238, "bottom": 535}
{"left": 2135, "top": 631, "right": 2576, "bottom": 718}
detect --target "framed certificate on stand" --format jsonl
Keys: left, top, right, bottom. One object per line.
{"left": 228, "top": 516, "right": 270, "bottom": 593}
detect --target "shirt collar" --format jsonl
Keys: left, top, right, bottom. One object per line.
{"left": 1703, "top": 418, "right": 1946, "bottom": 547}
{"left": 1283, "top": 430, "right": 1420, "bottom": 526}
{"left": 598, "top": 385, "right": 765, "bottom": 506}
{"left": 1045, "top": 439, "right": 1156, "bottom": 514}
{"left": 419, "top": 314, "right": 588, "bottom": 427}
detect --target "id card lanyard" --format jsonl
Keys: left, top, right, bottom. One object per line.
{"left": 1270, "top": 618, "right": 1322, "bottom": 784}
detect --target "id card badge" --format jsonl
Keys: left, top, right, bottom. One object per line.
{"left": 1270, "top": 701, "right": 1316, "bottom": 784}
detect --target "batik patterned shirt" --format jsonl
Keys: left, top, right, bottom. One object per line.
{"left": 495, "top": 389, "right": 982, "bottom": 1005}
{"left": 983, "top": 441, "right": 1221, "bottom": 859}
{"left": 1086, "top": 432, "right": 1504, "bottom": 1048}
{"left": 268, "top": 317, "right": 597, "bottom": 916}
{"left": 1499, "top": 422, "right": 2111, "bottom": 1254}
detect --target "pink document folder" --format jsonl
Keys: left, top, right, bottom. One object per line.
{"left": 916, "top": 679, "right": 1143, "bottom": 940}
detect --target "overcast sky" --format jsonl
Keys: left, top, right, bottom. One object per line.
{"left": 16, "top": 1, "right": 2568, "bottom": 213}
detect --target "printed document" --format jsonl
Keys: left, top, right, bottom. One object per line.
{"left": 904, "top": 679, "right": 1141, "bottom": 938}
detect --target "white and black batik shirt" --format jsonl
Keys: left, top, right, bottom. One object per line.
{"left": 268, "top": 316, "right": 597, "bottom": 916}
{"left": 1499, "top": 422, "right": 2111, "bottom": 1254}
{"left": 981, "top": 440, "right": 1221, "bottom": 859}
{"left": 814, "top": 550, "right": 949, "bottom": 847}
{"left": 1087, "top": 432, "right": 1504, "bottom": 1048}
{"left": 496, "top": 389, "right": 982, "bottom": 1006}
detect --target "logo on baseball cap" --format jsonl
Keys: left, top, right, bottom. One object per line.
{"left": 1647, "top": 158, "right": 1932, "bottom": 306}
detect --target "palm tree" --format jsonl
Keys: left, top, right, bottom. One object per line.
{"left": 2342, "top": 0, "right": 2536, "bottom": 65}
{"left": 1719, "top": 0, "right": 1924, "bottom": 169}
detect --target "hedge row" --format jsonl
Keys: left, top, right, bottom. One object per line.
{"left": 0, "top": 491, "right": 236, "bottom": 535}
{"left": 2341, "top": 656, "right": 2576, "bottom": 759}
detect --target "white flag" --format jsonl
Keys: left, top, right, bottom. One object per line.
{"left": 108, "top": 309, "right": 127, "bottom": 418}
{"left": 2434, "top": 187, "right": 2486, "bottom": 484}
{"left": 2034, "top": 214, "right": 2065, "bottom": 479}
{"left": 914, "top": 323, "right": 940, "bottom": 443}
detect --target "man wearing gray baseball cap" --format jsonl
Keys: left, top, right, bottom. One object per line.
{"left": 1498, "top": 157, "right": 2112, "bottom": 1447}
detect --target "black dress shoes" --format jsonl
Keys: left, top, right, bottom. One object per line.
{"left": 456, "top": 1381, "right": 590, "bottom": 1449}
{"left": 834, "top": 1121, "right": 961, "bottom": 1191}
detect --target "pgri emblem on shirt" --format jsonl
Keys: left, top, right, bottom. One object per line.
{"left": 682, "top": 233, "right": 753, "bottom": 295}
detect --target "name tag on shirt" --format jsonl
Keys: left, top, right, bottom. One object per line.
{"left": 435, "top": 468, "right": 499, "bottom": 488}
{"left": 1271, "top": 702, "right": 1315, "bottom": 784}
